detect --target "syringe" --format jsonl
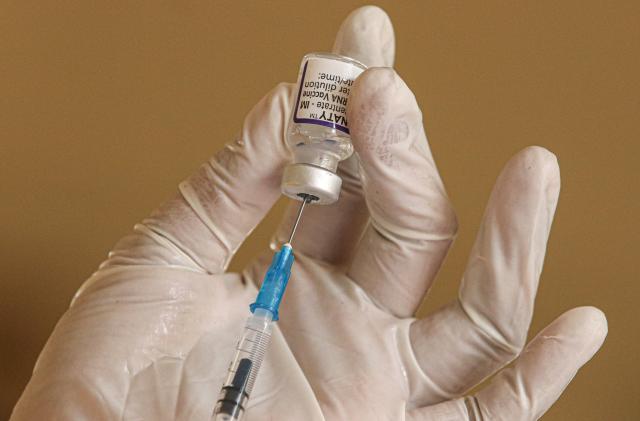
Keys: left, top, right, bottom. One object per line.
{"left": 212, "top": 194, "right": 314, "bottom": 421}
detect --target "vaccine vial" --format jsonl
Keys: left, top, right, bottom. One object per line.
{"left": 281, "top": 52, "right": 367, "bottom": 205}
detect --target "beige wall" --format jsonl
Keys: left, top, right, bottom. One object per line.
{"left": 1, "top": 1, "right": 638, "bottom": 419}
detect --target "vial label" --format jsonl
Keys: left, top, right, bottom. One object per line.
{"left": 293, "top": 57, "right": 365, "bottom": 134}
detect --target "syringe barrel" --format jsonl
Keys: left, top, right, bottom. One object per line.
{"left": 214, "top": 245, "right": 295, "bottom": 419}
{"left": 212, "top": 308, "right": 274, "bottom": 421}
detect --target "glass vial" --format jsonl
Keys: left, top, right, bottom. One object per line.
{"left": 281, "top": 52, "right": 367, "bottom": 205}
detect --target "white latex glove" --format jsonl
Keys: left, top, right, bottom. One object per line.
{"left": 12, "top": 6, "right": 607, "bottom": 421}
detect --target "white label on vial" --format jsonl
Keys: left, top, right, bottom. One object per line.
{"left": 293, "top": 57, "right": 364, "bottom": 134}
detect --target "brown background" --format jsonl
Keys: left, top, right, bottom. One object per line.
{"left": 1, "top": 1, "right": 638, "bottom": 419}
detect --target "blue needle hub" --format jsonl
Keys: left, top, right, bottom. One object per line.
{"left": 249, "top": 244, "right": 294, "bottom": 321}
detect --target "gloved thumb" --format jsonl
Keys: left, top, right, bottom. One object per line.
{"left": 108, "top": 83, "right": 295, "bottom": 273}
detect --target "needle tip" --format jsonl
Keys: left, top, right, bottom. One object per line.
{"left": 288, "top": 194, "right": 315, "bottom": 244}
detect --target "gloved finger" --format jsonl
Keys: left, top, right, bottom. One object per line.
{"left": 408, "top": 147, "right": 561, "bottom": 404}
{"left": 346, "top": 68, "right": 457, "bottom": 317}
{"left": 406, "top": 307, "right": 608, "bottom": 421}
{"left": 107, "top": 83, "right": 294, "bottom": 274}
{"left": 275, "top": 5, "right": 395, "bottom": 266}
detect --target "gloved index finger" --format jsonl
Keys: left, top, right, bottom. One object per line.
{"left": 332, "top": 5, "right": 395, "bottom": 68}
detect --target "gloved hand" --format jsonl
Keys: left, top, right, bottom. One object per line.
{"left": 12, "top": 6, "right": 607, "bottom": 421}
